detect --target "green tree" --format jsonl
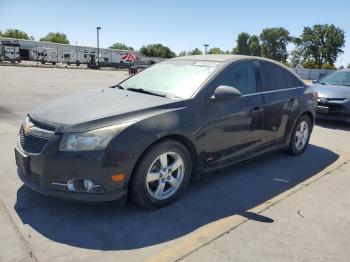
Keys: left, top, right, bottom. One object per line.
{"left": 178, "top": 51, "right": 187, "bottom": 56}
{"left": 233, "top": 32, "right": 250, "bottom": 55}
{"left": 295, "top": 24, "right": 345, "bottom": 69}
{"left": 260, "top": 27, "right": 291, "bottom": 62}
{"left": 1, "top": 29, "right": 30, "bottom": 40}
{"left": 248, "top": 35, "right": 261, "bottom": 56}
{"left": 140, "top": 44, "right": 176, "bottom": 58}
{"left": 302, "top": 60, "right": 317, "bottom": 69}
{"left": 290, "top": 47, "right": 303, "bottom": 67}
{"left": 322, "top": 63, "right": 336, "bottom": 70}
{"left": 109, "top": 42, "right": 134, "bottom": 51}
{"left": 208, "top": 47, "right": 223, "bottom": 54}
{"left": 189, "top": 48, "right": 203, "bottom": 55}
{"left": 40, "top": 32, "right": 70, "bottom": 44}
{"left": 347, "top": 63, "right": 350, "bottom": 69}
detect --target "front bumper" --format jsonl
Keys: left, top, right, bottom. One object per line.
{"left": 17, "top": 167, "right": 127, "bottom": 202}
{"left": 15, "top": 133, "right": 133, "bottom": 203}
{"left": 316, "top": 99, "right": 350, "bottom": 122}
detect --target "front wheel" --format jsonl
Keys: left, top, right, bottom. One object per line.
{"left": 130, "top": 140, "right": 192, "bottom": 208}
{"left": 287, "top": 115, "right": 312, "bottom": 155}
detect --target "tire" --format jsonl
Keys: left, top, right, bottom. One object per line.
{"left": 130, "top": 140, "right": 192, "bottom": 209}
{"left": 287, "top": 115, "right": 312, "bottom": 155}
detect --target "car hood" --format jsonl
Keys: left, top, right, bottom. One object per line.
{"left": 30, "top": 87, "right": 184, "bottom": 132}
{"left": 313, "top": 84, "right": 350, "bottom": 99}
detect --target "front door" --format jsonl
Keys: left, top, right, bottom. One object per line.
{"left": 197, "top": 60, "right": 265, "bottom": 169}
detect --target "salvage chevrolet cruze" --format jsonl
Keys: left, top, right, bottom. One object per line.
{"left": 15, "top": 55, "right": 317, "bottom": 208}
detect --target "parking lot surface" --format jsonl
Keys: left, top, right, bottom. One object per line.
{"left": 0, "top": 66, "right": 350, "bottom": 262}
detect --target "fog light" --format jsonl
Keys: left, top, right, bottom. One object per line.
{"left": 52, "top": 179, "right": 104, "bottom": 193}
{"left": 67, "top": 179, "right": 76, "bottom": 192}
{"left": 83, "top": 179, "right": 94, "bottom": 192}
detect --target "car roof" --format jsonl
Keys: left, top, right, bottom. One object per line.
{"left": 172, "top": 54, "right": 303, "bottom": 80}
{"left": 172, "top": 54, "right": 282, "bottom": 64}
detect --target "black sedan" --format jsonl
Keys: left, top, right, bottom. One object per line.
{"left": 15, "top": 55, "right": 317, "bottom": 208}
{"left": 313, "top": 69, "right": 350, "bottom": 122}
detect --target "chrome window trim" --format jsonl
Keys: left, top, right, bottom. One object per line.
{"left": 241, "top": 86, "right": 305, "bottom": 97}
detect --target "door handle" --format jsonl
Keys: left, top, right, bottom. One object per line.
{"left": 288, "top": 98, "right": 295, "bottom": 105}
{"left": 251, "top": 107, "right": 263, "bottom": 113}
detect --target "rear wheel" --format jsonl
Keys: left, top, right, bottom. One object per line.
{"left": 287, "top": 115, "right": 312, "bottom": 155}
{"left": 130, "top": 140, "right": 192, "bottom": 208}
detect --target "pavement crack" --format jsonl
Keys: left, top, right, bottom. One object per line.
{"left": 297, "top": 209, "right": 304, "bottom": 218}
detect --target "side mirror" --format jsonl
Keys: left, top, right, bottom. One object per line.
{"left": 211, "top": 85, "right": 241, "bottom": 102}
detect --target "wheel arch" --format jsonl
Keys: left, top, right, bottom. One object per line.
{"left": 128, "top": 134, "right": 199, "bottom": 190}
{"left": 284, "top": 110, "right": 315, "bottom": 147}
{"left": 300, "top": 110, "right": 315, "bottom": 128}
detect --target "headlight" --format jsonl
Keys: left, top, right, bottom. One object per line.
{"left": 59, "top": 122, "right": 132, "bottom": 151}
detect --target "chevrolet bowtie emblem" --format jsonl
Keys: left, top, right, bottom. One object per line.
{"left": 24, "top": 122, "right": 34, "bottom": 136}
{"left": 319, "top": 97, "right": 327, "bottom": 103}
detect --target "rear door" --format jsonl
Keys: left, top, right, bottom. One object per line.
{"left": 258, "top": 61, "right": 305, "bottom": 146}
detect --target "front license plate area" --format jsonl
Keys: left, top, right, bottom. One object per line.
{"left": 15, "top": 148, "right": 30, "bottom": 175}
{"left": 317, "top": 106, "right": 329, "bottom": 114}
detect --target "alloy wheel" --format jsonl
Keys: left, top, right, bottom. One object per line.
{"left": 295, "top": 120, "right": 309, "bottom": 150}
{"left": 145, "top": 151, "right": 185, "bottom": 200}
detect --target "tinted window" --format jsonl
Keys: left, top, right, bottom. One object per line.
{"left": 216, "top": 61, "right": 257, "bottom": 95}
{"left": 260, "top": 61, "right": 287, "bottom": 91}
{"left": 283, "top": 69, "right": 304, "bottom": 88}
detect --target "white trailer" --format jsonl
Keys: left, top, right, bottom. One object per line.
{"left": 61, "top": 50, "right": 93, "bottom": 65}
{"left": 0, "top": 42, "right": 20, "bottom": 63}
{"left": 32, "top": 47, "right": 59, "bottom": 65}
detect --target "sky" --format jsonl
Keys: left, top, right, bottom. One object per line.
{"left": 0, "top": 0, "right": 349, "bottom": 66}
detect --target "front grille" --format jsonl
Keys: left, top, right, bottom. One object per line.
{"left": 19, "top": 128, "right": 49, "bottom": 154}
{"left": 328, "top": 104, "right": 345, "bottom": 112}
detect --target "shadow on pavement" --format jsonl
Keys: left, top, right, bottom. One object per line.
{"left": 15, "top": 144, "right": 338, "bottom": 250}
{"left": 316, "top": 119, "right": 350, "bottom": 131}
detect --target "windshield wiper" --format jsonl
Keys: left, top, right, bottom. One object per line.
{"left": 320, "top": 82, "right": 350, "bottom": 86}
{"left": 126, "top": 88, "right": 166, "bottom": 98}
{"left": 110, "top": 84, "right": 125, "bottom": 89}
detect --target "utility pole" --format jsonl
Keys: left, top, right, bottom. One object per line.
{"left": 203, "top": 44, "right": 209, "bottom": 55}
{"left": 96, "top": 27, "right": 101, "bottom": 69}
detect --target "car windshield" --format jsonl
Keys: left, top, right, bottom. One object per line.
{"left": 120, "top": 60, "right": 219, "bottom": 98}
{"left": 319, "top": 71, "right": 350, "bottom": 86}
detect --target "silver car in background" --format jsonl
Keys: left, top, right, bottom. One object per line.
{"left": 313, "top": 69, "right": 350, "bottom": 122}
